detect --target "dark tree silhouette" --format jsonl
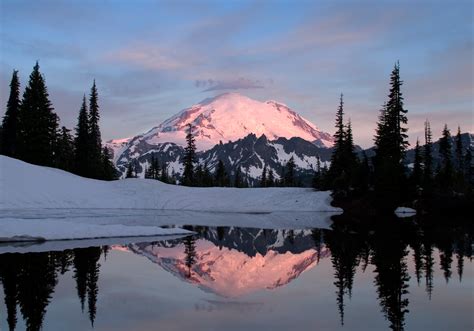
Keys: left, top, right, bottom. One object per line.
{"left": 1, "top": 70, "right": 21, "bottom": 157}
{"left": 182, "top": 123, "right": 196, "bottom": 186}
{"left": 17, "top": 62, "right": 59, "bottom": 167}
{"left": 373, "top": 62, "right": 409, "bottom": 210}
{"left": 74, "top": 95, "right": 90, "bottom": 177}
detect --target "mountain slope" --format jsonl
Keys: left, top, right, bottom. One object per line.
{"left": 110, "top": 133, "right": 334, "bottom": 185}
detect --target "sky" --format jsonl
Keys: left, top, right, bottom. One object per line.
{"left": 0, "top": 0, "right": 472, "bottom": 148}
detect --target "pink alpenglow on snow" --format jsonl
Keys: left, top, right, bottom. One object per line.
{"left": 112, "top": 93, "right": 334, "bottom": 152}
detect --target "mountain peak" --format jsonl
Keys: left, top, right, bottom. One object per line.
{"left": 136, "top": 93, "right": 333, "bottom": 151}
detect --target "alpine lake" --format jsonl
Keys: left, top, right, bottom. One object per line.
{"left": 0, "top": 212, "right": 472, "bottom": 331}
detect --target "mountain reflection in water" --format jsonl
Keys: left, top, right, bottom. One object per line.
{"left": 0, "top": 220, "right": 472, "bottom": 331}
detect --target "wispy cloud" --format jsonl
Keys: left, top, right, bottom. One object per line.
{"left": 196, "top": 77, "right": 264, "bottom": 92}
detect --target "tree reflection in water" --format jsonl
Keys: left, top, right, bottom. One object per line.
{"left": 0, "top": 247, "right": 102, "bottom": 331}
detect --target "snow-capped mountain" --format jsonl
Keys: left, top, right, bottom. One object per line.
{"left": 121, "top": 227, "right": 329, "bottom": 297}
{"left": 106, "top": 93, "right": 335, "bottom": 184}
{"left": 134, "top": 92, "right": 333, "bottom": 150}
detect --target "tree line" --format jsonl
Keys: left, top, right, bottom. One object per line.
{"left": 0, "top": 62, "right": 116, "bottom": 180}
{"left": 155, "top": 123, "right": 300, "bottom": 187}
{"left": 313, "top": 62, "right": 473, "bottom": 212}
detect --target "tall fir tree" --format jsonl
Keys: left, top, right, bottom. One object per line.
{"left": 74, "top": 96, "right": 90, "bottom": 177}
{"left": 18, "top": 62, "right": 59, "bottom": 166}
{"left": 330, "top": 94, "right": 346, "bottom": 179}
{"left": 88, "top": 81, "right": 103, "bottom": 178}
{"left": 182, "top": 123, "right": 196, "bottom": 186}
{"left": 1, "top": 70, "right": 21, "bottom": 157}
{"left": 373, "top": 62, "right": 409, "bottom": 208}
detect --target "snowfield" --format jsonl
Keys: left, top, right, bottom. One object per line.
{"left": 0, "top": 156, "right": 341, "bottom": 213}
{"left": 0, "top": 156, "right": 341, "bottom": 243}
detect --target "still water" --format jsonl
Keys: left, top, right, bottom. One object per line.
{"left": 0, "top": 219, "right": 472, "bottom": 330}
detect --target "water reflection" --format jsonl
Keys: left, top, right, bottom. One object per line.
{"left": 0, "top": 219, "right": 472, "bottom": 331}
{"left": 0, "top": 247, "right": 104, "bottom": 331}
{"left": 125, "top": 227, "right": 325, "bottom": 297}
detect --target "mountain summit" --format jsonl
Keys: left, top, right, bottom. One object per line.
{"left": 118, "top": 93, "right": 333, "bottom": 151}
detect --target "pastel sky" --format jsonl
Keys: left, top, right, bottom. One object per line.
{"left": 0, "top": 0, "right": 472, "bottom": 148}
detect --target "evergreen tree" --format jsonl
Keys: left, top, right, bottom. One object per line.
{"left": 267, "top": 169, "right": 275, "bottom": 187}
{"left": 214, "top": 159, "right": 229, "bottom": 187}
{"left": 17, "top": 62, "right": 59, "bottom": 166}
{"left": 260, "top": 164, "right": 267, "bottom": 187}
{"left": 125, "top": 162, "right": 135, "bottom": 178}
{"left": 423, "top": 120, "right": 434, "bottom": 194}
{"left": 101, "top": 147, "right": 117, "bottom": 180}
{"left": 88, "top": 81, "right": 103, "bottom": 178}
{"left": 1, "top": 70, "right": 21, "bottom": 157}
{"left": 182, "top": 124, "right": 196, "bottom": 186}
{"left": 283, "top": 156, "right": 296, "bottom": 186}
{"left": 74, "top": 96, "right": 90, "bottom": 177}
{"left": 194, "top": 163, "right": 204, "bottom": 186}
{"left": 329, "top": 94, "right": 346, "bottom": 180}
{"left": 202, "top": 161, "right": 213, "bottom": 186}
{"left": 234, "top": 167, "right": 243, "bottom": 188}
{"left": 437, "top": 124, "right": 453, "bottom": 190}
{"left": 373, "top": 62, "right": 409, "bottom": 208}
{"left": 344, "top": 119, "right": 358, "bottom": 169}
{"left": 55, "top": 126, "right": 75, "bottom": 172}
{"left": 454, "top": 126, "right": 464, "bottom": 172}
{"left": 410, "top": 139, "right": 423, "bottom": 193}
{"left": 464, "top": 149, "right": 473, "bottom": 188}
{"left": 160, "top": 162, "right": 170, "bottom": 183}
{"left": 145, "top": 154, "right": 160, "bottom": 180}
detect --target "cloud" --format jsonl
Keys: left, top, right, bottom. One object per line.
{"left": 196, "top": 78, "right": 264, "bottom": 92}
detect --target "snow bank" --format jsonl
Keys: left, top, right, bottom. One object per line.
{"left": 0, "top": 218, "right": 192, "bottom": 242}
{"left": 395, "top": 207, "right": 416, "bottom": 218}
{"left": 0, "top": 156, "right": 341, "bottom": 213}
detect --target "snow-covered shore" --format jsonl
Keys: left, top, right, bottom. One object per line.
{"left": 0, "top": 218, "right": 192, "bottom": 243}
{"left": 0, "top": 156, "right": 341, "bottom": 213}
{"left": 0, "top": 156, "right": 340, "bottom": 243}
